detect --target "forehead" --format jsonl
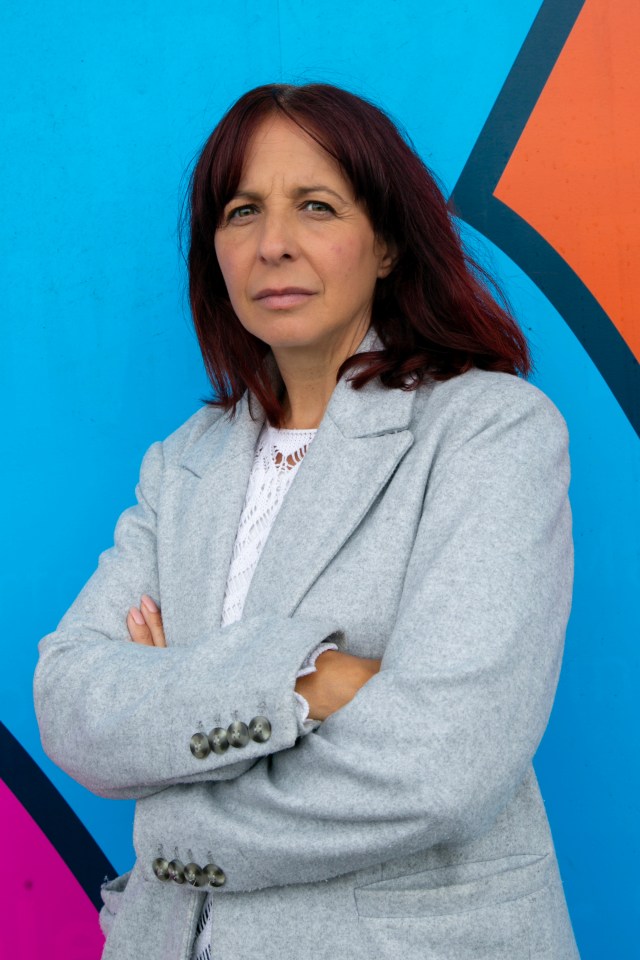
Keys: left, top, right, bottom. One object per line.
{"left": 238, "top": 115, "right": 350, "bottom": 191}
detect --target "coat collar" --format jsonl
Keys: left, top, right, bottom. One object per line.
{"left": 175, "top": 327, "right": 417, "bottom": 628}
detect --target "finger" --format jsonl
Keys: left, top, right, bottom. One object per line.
{"left": 127, "top": 607, "right": 154, "bottom": 646}
{"left": 140, "top": 595, "right": 167, "bottom": 648}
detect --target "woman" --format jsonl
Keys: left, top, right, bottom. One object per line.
{"left": 34, "top": 83, "right": 579, "bottom": 959}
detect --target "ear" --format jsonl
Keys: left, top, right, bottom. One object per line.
{"left": 375, "top": 235, "right": 398, "bottom": 279}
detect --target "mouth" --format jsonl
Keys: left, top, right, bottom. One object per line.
{"left": 253, "top": 287, "right": 316, "bottom": 309}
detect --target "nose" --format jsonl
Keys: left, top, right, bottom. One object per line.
{"left": 256, "top": 211, "right": 299, "bottom": 264}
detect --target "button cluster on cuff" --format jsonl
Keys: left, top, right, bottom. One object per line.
{"left": 189, "top": 715, "right": 271, "bottom": 759}
{"left": 152, "top": 856, "right": 225, "bottom": 887}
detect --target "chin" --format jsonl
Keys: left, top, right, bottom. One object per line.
{"left": 247, "top": 325, "right": 327, "bottom": 351}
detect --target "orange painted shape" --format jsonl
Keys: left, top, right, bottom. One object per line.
{"left": 495, "top": 0, "right": 640, "bottom": 360}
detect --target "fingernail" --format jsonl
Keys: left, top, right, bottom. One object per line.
{"left": 141, "top": 595, "right": 158, "bottom": 613}
{"left": 130, "top": 607, "right": 145, "bottom": 625}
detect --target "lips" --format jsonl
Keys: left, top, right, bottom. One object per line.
{"left": 254, "top": 287, "right": 315, "bottom": 309}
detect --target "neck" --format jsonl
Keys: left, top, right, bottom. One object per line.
{"left": 272, "top": 323, "right": 370, "bottom": 430}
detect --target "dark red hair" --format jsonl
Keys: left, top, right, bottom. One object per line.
{"left": 185, "top": 83, "right": 531, "bottom": 425}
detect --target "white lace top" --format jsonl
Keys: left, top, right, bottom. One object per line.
{"left": 220, "top": 422, "right": 315, "bottom": 627}
{"left": 191, "top": 421, "right": 338, "bottom": 960}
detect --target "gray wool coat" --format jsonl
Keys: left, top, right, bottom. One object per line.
{"left": 34, "top": 327, "right": 580, "bottom": 959}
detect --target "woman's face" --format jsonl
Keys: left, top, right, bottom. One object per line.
{"left": 214, "top": 115, "right": 394, "bottom": 361}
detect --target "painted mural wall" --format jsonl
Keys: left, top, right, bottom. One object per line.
{"left": 1, "top": 1, "right": 637, "bottom": 957}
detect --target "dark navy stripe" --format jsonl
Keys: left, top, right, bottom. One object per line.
{"left": 0, "top": 721, "right": 115, "bottom": 910}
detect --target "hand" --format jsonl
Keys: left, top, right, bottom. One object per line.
{"left": 295, "top": 650, "right": 381, "bottom": 721}
{"left": 126, "top": 595, "right": 166, "bottom": 647}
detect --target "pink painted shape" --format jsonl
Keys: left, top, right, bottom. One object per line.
{"left": 0, "top": 777, "right": 105, "bottom": 959}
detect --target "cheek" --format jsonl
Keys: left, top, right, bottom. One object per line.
{"left": 215, "top": 245, "right": 245, "bottom": 298}
{"left": 326, "top": 240, "right": 378, "bottom": 289}
{"left": 326, "top": 240, "right": 367, "bottom": 275}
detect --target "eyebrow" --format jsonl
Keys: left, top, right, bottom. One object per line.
{"left": 228, "top": 184, "right": 348, "bottom": 204}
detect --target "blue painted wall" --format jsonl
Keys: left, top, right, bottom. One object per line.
{"left": 1, "top": 1, "right": 637, "bottom": 956}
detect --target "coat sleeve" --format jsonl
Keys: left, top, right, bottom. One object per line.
{"left": 132, "top": 380, "right": 574, "bottom": 891}
{"left": 33, "top": 438, "right": 347, "bottom": 801}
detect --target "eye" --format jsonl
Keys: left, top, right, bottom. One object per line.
{"left": 302, "top": 200, "right": 335, "bottom": 215}
{"left": 226, "top": 203, "right": 258, "bottom": 223}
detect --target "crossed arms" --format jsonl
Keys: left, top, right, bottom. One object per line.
{"left": 34, "top": 376, "right": 573, "bottom": 893}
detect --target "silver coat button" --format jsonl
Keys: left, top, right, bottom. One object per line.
{"left": 208, "top": 727, "right": 229, "bottom": 755}
{"left": 227, "top": 721, "right": 250, "bottom": 748}
{"left": 190, "top": 732, "right": 211, "bottom": 759}
{"left": 249, "top": 716, "right": 272, "bottom": 743}
{"left": 204, "top": 863, "right": 226, "bottom": 887}
{"left": 184, "top": 862, "right": 207, "bottom": 887}
{"left": 152, "top": 857, "right": 170, "bottom": 881}
{"left": 167, "top": 859, "right": 186, "bottom": 884}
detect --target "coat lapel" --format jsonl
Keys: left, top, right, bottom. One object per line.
{"left": 176, "top": 392, "right": 265, "bottom": 637}
{"left": 242, "top": 328, "right": 416, "bottom": 618}
{"left": 175, "top": 327, "right": 416, "bottom": 633}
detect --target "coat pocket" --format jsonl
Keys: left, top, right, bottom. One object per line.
{"left": 354, "top": 854, "right": 556, "bottom": 960}
{"left": 354, "top": 853, "right": 552, "bottom": 918}
{"left": 99, "top": 870, "right": 132, "bottom": 938}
